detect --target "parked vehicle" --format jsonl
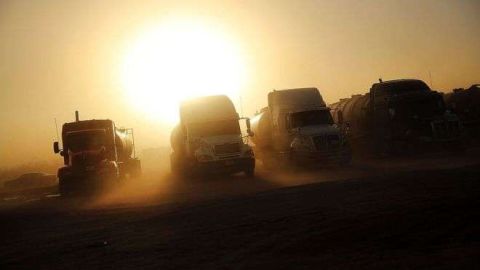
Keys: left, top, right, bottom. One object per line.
{"left": 170, "top": 95, "right": 255, "bottom": 177}
{"left": 330, "top": 79, "right": 463, "bottom": 155}
{"left": 53, "top": 111, "right": 141, "bottom": 195}
{"left": 444, "top": 84, "right": 480, "bottom": 139}
{"left": 250, "top": 88, "right": 351, "bottom": 168}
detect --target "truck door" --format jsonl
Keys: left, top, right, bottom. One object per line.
{"left": 371, "top": 86, "right": 392, "bottom": 150}
{"left": 271, "top": 111, "right": 291, "bottom": 152}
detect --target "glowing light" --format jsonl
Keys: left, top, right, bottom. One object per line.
{"left": 122, "top": 19, "right": 246, "bottom": 123}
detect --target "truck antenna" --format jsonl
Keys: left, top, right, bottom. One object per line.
{"left": 75, "top": 110, "right": 79, "bottom": 122}
{"left": 54, "top": 118, "right": 60, "bottom": 142}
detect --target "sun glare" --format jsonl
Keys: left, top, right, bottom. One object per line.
{"left": 122, "top": 19, "right": 246, "bottom": 123}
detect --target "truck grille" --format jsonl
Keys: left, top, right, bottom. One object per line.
{"left": 313, "top": 134, "right": 341, "bottom": 151}
{"left": 432, "top": 120, "right": 460, "bottom": 140}
{"left": 214, "top": 143, "right": 241, "bottom": 155}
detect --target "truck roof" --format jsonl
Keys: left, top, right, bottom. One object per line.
{"left": 62, "top": 119, "right": 114, "bottom": 134}
{"left": 372, "top": 79, "right": 431, "bottom": 90}
{"left": 180, "top": 95, "right": 239, "bottom": 123}
{"left": 268, "top": 88, "right": 326, "bottom": 109}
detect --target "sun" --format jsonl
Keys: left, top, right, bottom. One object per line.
{"left": 121, "top": 19, "right": 246, "bottom": 123}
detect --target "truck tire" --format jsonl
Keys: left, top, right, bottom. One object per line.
{"left": 244, "top": 166, "right": 255, "bottom": 178}
{"left": 58, "top": 177, "right": 67, "bottom": 196}
{"left": 58, "top": 176, "right": 75, "bottom": 197}
{"left": 338, "top": 146, "right": 353, "bottom": 167}
{"left": 128, "top": 159, "right": 142, "bottom": 178}
{"left": 170, "top": 152, "right": 185, "bottom": 176}
{"left": 243, "top": 159, "right": 255, "bottom": 178}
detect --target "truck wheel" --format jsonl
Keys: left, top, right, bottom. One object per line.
{"left": 170, "top": 152, "right": 185, "bottom": 176}
{"left": 244, "top": 164, "right": 255, "bottom": 178}
{"left": 59, "top": 177, "right": 74, "bottom": 197}
{"left": 243, "top": 167, "right": 255, "bottom": 178}
{"left": 129, "top": 159, "right": 142, "bottom": 178}
{"left": 339, "top": 147, "right": 353, "bottom": 167}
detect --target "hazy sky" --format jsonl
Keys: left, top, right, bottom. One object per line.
{"left": 1, "top": 0, "right": 479, "bottom": 167}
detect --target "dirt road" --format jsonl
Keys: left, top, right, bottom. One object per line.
{"left": 1, "top": 153, "right": 479, "bottom": 269}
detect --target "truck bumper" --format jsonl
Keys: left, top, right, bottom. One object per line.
{"left": 292, "top": 147, "right": 352, "bottom": 165}
{"left": 193, "top": 157, "right": 255, "bottom": 175}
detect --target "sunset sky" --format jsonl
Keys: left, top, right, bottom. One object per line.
{"left": 1, "top": 0, "right": 479, "bottom": 167}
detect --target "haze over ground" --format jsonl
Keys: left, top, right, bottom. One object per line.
{"left": 1, "top": 0, "right": 479, "bottom": 167}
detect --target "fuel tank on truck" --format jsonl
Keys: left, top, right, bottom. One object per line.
{"left": 444, "top": 85, "right": 480, "bottom": 123}
{"left": 330, "top": 94, "right": 371, "bottom": 138}
{"left": 115, "top": 129, "right": 133, "bottom": 161}
{"left": 249, "top": 108, "right": 273, "bottom": 149}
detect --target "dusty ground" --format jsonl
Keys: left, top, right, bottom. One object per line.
{"left": 0, "top": 152, "right": 479, "bottom": 269}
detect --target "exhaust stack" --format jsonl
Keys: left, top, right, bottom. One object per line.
{"left": 75, "top": 111, "right": 79, "bottom": 122}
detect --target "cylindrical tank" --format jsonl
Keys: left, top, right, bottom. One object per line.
{"left": 330, "top": 94, "right": 371, "bottom": 136}
{"left": 250, "top": 109, "right": 273, "bottom": 149}
{"left": 115, "top": 129, "right": 133, "bottom": 161}
{"left": 444, "top": 85, "right": 480, "bottom": 123}
{"left": 170, "top": 125, "right": 186, "bottom": 154}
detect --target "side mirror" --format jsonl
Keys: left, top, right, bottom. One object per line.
{"left": 53, "top": 141, "right": 60, "bottom": 154}
{"left": 245, "top": 118, "right": 254, "bottom": 137}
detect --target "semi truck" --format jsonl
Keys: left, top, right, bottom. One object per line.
{"left": 53, "top": 111, "right": 141, "bottom": 195}
{"left": 170, "top": 95, "right": 255, "bottom": 177}
{"left": 444, "top": 84, "right": 480, "bottom": 139}
{"left": 249, "top": 88, "right": 351, "bottom": 168}
{"left": 330, "top": 79, "right": 463, "bottom": 155}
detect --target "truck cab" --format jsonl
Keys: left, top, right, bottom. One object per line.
{"left": 170, "top": 95, "right": 255, "bottom": 177}
{"left": 251, "top": 88, "right": 352, "bottom": 167}
{"left": 53, "top": 112, "right": 140, "bottom": 195}
{"left": 370, "top": 79, "right": 461, "bottom": 144}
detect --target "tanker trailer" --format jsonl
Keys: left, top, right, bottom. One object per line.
{"left": 250, "top": 88, "right": 351, "bottom": 168}
{"left": 330, "top": 79, "right": 463, "bottom": 155}
{"left": 444, "top": 84, "right": 480, "bottom": 140}
{"left": 53, "top": 111, "right": 141, "bottom": 195}
{"left": 170, "top": 95, "right": 255, "bottom": 177}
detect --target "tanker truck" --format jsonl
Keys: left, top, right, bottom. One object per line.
{"left": 53, "top": 111, "right": 141, "bottom": 195}
{"left": 444, "top": 84, "right": 480, "bottom": 139}
{"left": 170, "top": 95, "right": 255, "bottom": 177}
{"left": 330, "top": 79, "right": 463, "bottom": 155}
{"left": 249, "top": 88, "right": 352, "bottom": 168}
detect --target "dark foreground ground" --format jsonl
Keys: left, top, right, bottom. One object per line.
{"left": 1, "top": 156, "right": 479, "bottom": 269}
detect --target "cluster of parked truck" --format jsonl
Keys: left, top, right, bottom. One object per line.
{"left": 52, "top": 79, "right": 477, "bottom": 196}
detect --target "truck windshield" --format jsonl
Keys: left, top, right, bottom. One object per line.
{"left": 394, "top": 95, "right": 445, "bottom": 119}
{"left": 378, "top": 81, "right": 430, "bottom": 96}
{"left": 188, "top": 119, "right": 240, "bottom": 137}
{"left": 290, "top": 110, "right": 334, "bottom": 128}
{"left": 66, "top": 130, "right": 106, "bottom": 152}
